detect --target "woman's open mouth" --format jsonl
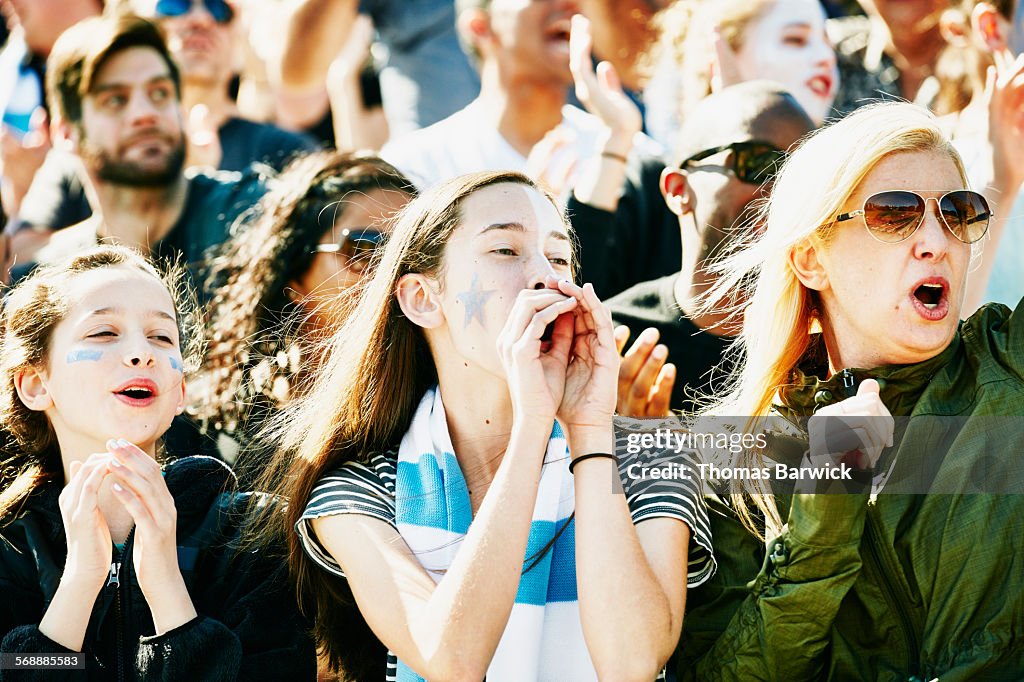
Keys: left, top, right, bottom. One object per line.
{"left": 909, "top": 278, "right": 950, "bottom": 321}
{"left": 806, "top": 73, "right": 834, "bottom": 99}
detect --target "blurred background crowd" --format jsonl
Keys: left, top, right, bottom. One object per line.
{"left": 0, "top": 0, "right": 1022, "bottom": 454}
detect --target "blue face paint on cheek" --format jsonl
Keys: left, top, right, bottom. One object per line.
{"left": 66, "top": 349, "right": 103, "bottom": 363}
{"left": 168, "top": 355, "right": 183, "bottom": 373}
{"left": 455, "top": 272, "right": 497, "bottom": 328}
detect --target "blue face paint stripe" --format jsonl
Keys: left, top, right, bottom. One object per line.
{"left": 169, "top": 355, "right": 183, "bottom": 372}
{"left": 66, "top": 349, "right": 103, "bottom": 363}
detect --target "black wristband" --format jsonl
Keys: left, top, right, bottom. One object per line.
{"left": 568, "top": 452, "right": 617, "bottom": 474}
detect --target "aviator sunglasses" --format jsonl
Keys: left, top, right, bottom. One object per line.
{"left": 310, "top": 228, "right": 384, "bottom": 274}
{"left": 833, "top": 190, "right": 992, "bottom": 244}
{"left": 681, "top": 141, "right": 788, "bottom": 185}
{"left": 155, "top": 0, "right": 234, "bottom": 24}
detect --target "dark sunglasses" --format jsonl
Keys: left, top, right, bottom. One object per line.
{"left": 833, "top": 190, "right": 992, "bottom": 244}
{"left": 155, "top": 0, "right": 234, "bottom": 24}
{"left": 310, "top": 228, "right": 384, "bottom": 274}
{"left": 681, "top": 141, "right": 787, "bottom": 185}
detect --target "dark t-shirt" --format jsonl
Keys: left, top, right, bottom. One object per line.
{"left": 567, "top": 153, "right": 680, "bottom": 300}
{"left": 17, "top": 117, "right": 311, "bottom": 231}
{"left": 20, "top": 168, "right": 266, "bottom": 291}
{"left": 607, "top": 274, "right": 734, "bottom": 414}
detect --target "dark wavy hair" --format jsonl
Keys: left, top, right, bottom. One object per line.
{"left": 194, "top": 151, "right": 416, "bottom": 443}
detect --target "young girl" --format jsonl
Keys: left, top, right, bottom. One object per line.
{"left": 264, "top": 170, "right": 716, "bottom": 680}
{"left": 0, "top": 245, "right": 315, "bottom": 680}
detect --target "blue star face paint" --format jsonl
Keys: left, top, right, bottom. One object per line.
{"left": 168, "top": 355, "right": 183, "bottom": 373}
{"left": 66, "top": 349, "right": 103, "bottom": 363}
{"left": 455, "top": 272, "right": 497, "bottom": 328}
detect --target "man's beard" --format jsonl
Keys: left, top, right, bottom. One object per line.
{"left": 83, "top": 135, "right": 187, "bottom": 188}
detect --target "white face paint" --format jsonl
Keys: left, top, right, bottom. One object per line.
{"left": 734, "top": 0, "right": 839, "bottom": 126}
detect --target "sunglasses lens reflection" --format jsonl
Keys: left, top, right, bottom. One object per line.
{"left": 863, "top": 191, "right": 926, "bottom": 242}
{"left": 734, "top": 145, "right": 785, "bottom": 184}
{"left": 339, "top": 231, "right": 383, "bottom": 273}
{"left": 941, "top": 190, "right": 990, "bottom": 243}
{"left": 155, "top": 0, "right": 233, "bottom": 23}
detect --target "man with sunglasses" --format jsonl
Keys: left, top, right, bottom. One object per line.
{"left": 597, "top": 82, "right": 814, "bottom": 414}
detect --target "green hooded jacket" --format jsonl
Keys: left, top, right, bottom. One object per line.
{"left": 676, "top": 302, "right": 1024, "bottom": 681}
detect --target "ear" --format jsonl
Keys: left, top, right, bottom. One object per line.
{"left": 939, "top": 8, "right": 970, "bottom": 48}
{"left": 457, "top": 7, "right": 494, "bottom": 56}
{"left": 788, "top": 239, "right": 830, "bottom": 292}
{"left": 174, "top": 371, "right": 186, "bottom": 416}
{"left": 14, "top": 367, "right": 53, "bottom": 413}
{"left": 971, "top": 3, "right": 1008, "bottom": 54}
{"left": 660, "top": 167, "right": 695, "bottom": 217}
{"left": 396, "top": 273, "right": 445, "bottom": 329}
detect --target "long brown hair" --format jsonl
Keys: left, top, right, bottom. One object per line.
{"left": 0, "top": 245, "right": 201, "bottom": 524}
{"left": 252, "top": 170, "right": 563, "bottom": 676}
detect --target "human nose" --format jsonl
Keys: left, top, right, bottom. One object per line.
{"left": 912, "top": 197, "right": 953, "bottom": 260}
{"left": 525, "top": 254, "right": 561, "bottom": 291}
{"left": 813, "top": 36, "right": 837, "bottom": 70}
{"left": 557, "top": 0, "right": 580, "bottom": 16}
{"left": 123, "top": 338, "right": 156, "bottom": 368}
{"left": 125, "top": 89, "right": 161, "bottom": 126}
{"left": 183, "top": 0, "right": 216, "bottom": 24}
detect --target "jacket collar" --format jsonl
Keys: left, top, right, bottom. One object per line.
{"left": 775, "top": 332, "right": 961, "bottom": 418}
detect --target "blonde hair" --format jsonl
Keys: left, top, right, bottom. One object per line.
{"left": 699, "top": 102, "right": 968, "bottom": 533}
{"left": 658, "top": 0, "right": 776, "bottom": 124}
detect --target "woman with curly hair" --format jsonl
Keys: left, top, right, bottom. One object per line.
{"left": 193, "top": 151, "right": 416, "bottom": 469}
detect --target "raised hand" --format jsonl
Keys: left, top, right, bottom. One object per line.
{"left": 58, "top": 455, "right": 114, "bottom": 591}
{"left": 986, "top": 52, "right": 1024, "bottom": 195}
{"left": 807, "top": 379, "right": 894, "bottom": 472}
{"left": 615, "top": 326, "right": 675, "bottom": 418}
{"left": 497, "top": 284, "right": 579, "bottom": 427}
{"left": 569, "top": 14, "right": 642, "bottom": 145}
{"left": 106, "top": 439, "right": 197, "bottom": 634}
{"left": 710, "top": 25, "right": 745, "bottom": 92}
{"left": 0, "top": 107, "right": 51, "bottom": 217}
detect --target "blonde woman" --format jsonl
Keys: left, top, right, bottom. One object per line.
{"left": 675, "top": 102, "right": 1023, "bottom": 680}
{"left": 648, "top": 0, "right": 837, "bottom": 144}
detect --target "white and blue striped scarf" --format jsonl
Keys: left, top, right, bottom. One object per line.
{"left": 395, "top": 387, "right": 594, "bottom": 681}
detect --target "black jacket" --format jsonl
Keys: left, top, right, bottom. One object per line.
{"left": 567, "top": 152, "right": 681, "bottom": 300}
{"left": 0, "top": 456, "right": 316, "bottom": 681}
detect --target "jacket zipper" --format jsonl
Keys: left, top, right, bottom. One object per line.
{"left": 107, "top": 528, "right": 136, "bottom": 682}
{"left": 863, "top": 507, "right": 921, "bottom": 677}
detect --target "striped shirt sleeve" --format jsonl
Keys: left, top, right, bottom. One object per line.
{"left": 618, "top": 445, "right": 717, "bottom": 588}
{"left": 295, "top": 453, "right": 398, "bottom": 578}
